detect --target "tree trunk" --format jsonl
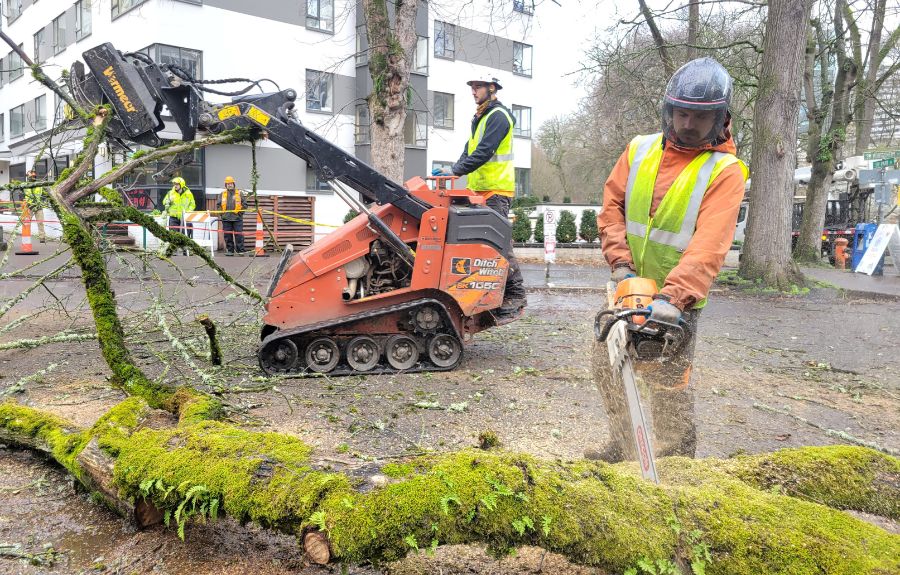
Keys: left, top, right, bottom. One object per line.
{"left": 739, "top": 0, "right": 811, "bottom": 288}
{"left": 1, "top": 400, "right": 898, "bottom": 573}
{"left": 364, "top": 0, "right": 418, "bottom": 183}
{"left": 794, "top": 0, "right": 856, "bottom": 264}
{"left": 687, "top": 0, "right": 700, "bottom": 60}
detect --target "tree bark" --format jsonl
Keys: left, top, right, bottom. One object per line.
{"left": 687, "top": 0, "right": 700, "bottom": 60}
{"left": 794, "top": 0, "right": 857, "bottom": 264}
{"left": 364, "top": 0, "right": 418, "bottom": 183}
{"left": 1, "top": 400, "right": 898, "bottom": 573}
{"left": 739, "top": 0, "right": 811, "bottom": 288}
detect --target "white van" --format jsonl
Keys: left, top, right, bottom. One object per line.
{"left": 733, "top": 201, "right": 748, "bottom": 244}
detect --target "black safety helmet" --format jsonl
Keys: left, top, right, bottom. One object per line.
{"left": 662, "top": 57, "right": 733, "bottom": 148}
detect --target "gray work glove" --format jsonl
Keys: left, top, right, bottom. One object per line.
{"left": 647, "top": 297, "right": 682, "bottom": 325}
{"left": 610, "top": 263, "right": 636, "bottom": 283}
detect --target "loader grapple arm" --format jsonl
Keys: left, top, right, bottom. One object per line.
{"left": 72, "top": 42, "right": 429, "bottom": 219}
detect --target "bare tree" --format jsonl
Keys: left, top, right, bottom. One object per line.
{"left": 740, "top": 0, "right": 813, "bottom": 288}
{"left": 793, "top": 0, "right": 858, "bottom": 263}
{"left": 362, "top": 0, "right": 419, "bottom": 183}
{"left": 848, "top": 0, "right": 900, "bottom": 155}
{"left": 536, "top": 117, "right": 571, "bottom": 198}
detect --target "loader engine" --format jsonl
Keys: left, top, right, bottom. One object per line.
{"left": 342, "top": 241, "right": 413, "bottom": 301}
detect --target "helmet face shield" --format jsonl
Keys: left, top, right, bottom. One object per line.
{"left": 662, "top": 57, "right": 732, "bottom": 148}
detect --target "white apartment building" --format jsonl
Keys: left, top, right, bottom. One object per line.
{"left": 0, "top": 0, "right": 537, "bottom": 237}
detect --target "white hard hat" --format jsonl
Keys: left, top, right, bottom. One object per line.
{"left": 466, "top": 74, "right": 503, "bottom": 91}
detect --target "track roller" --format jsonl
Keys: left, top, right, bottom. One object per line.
{"left": 385, "top": 334, "right": 419, "bottom": 370}
{"left": 427, "top": 333, "right": 462, "bottom": 369}
{"left": 305, "top": 337, "right": 340, "bottom": 373}
{"left": 259, "top": 338, "right": 299, "bottom": 374}
{"left": 346, "top": 336, "right": 380, "bottom": 372}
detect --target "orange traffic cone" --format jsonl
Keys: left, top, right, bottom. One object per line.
{"left": 15, "top": 203, "right": 39, "bottom": 255}
{"left": 254, "top": 212, "right": 268, "bottom": 257}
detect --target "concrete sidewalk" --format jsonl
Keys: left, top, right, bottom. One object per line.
{"left": 802, "top": 266, "right": 900, "bottom": 298}
{"left": 3, "top": 244, "right": 898, "bottom": 300}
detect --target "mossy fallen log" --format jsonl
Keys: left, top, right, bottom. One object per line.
{"left": 1, "top": 400, "right": 897, "bottom": 574}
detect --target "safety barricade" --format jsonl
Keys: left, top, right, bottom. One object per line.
{"left": 14, "top": 204, "right": 39, "bottom": 255}
{"left": 184, "top": 211, "right": 217, "bottom": 258}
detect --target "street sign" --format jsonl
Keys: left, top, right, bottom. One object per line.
{"left": 858, "top": 169, "right": 900, "bottom": 188}
{"left": 543, "top": 209, "right": 557, "bottom": 264}
{"left": 873, "top": 158, "right": 896, "bottom": 169}
{"left": 863, "top": 150, "right": 900, "bottom": 161}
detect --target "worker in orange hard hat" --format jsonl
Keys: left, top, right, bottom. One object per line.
{"left": 219, "top": 176, "right": 245, "bottom": 255}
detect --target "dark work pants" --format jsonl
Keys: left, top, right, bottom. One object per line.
{"left": 485, "top": 194, "right": 526, "bottom": 300}
{"left": 592, "top": 305, "right": 701, "bottom": 460}
{"left": 168, "top": 216, "right": 193, "bottom": 239}
{"left": 222, "top": 218, "right": 245, "bottom": 253}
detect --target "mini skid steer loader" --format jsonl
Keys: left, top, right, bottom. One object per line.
{"left": 71, "top": 43, "right": 521, "bottom": 376}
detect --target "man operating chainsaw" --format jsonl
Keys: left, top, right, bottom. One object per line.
{"left": 588, "top": 57, "right": 748, "bottom": 462}
{"left": 433, "top": 74, "right": 526, "bottom": 319}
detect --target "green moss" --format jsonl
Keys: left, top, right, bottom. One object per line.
{"left": 0, "top": 401, "right": 88, "bottom": 476}
{"left": 726, "top": 446, "right": 900, "bottom": 519}
{"left": 478, "top": 430, "right": 501, "bottom": 450}
{"left": 381, "top": 462, "right": 415, "bottom": 478}
{"left": 165, "top": 387, "right": 223, "bottom": 425}
{"left": 54, "top": 198, "right": 171, "bottom": 407}
{"left": 3, "top": 401, "right": 898, "bottom": 573}
{"left": 112, "top": 420, "right": 336, "bottom": 530}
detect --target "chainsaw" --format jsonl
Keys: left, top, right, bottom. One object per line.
{"left": 594, "top": 277, "right": 689, "bottom": 483}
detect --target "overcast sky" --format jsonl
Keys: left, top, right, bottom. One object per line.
{"left": 528, "top": 1, "right": 626, "bottom": 131}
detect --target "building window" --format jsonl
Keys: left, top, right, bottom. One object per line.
{"left": 112, "top": 0, "right": 148, "bottom": 19}
{"left": 306, "top": 169, "right": 332, "bottom": 193}
{"left": 0, "top": 113, "right": 5, "bottom": 142}
{"left": 75, "top": 0, "right": 93, "bottom": 41}
{"left": 511, "top": 105, "right": 531, "bottom": 137}
{"left": 355, "top": 27, "right": 367, "bottom": 65}
{"left": 515, "top": 167, "right": 531, "bottom": 197}
{"left": 117, "top": 146, "right": 204, "bottom": 210}
{"left": 306, "top": 0, "right": 333, "bottom": 32}
{"left": 355, "top": 104, "right": 370, "bottom": 144}
{"left": 8, "top": 46, "right": 24, "bottom": 82}
{"left": 404, "top": 110, "right": 427, "bottom": 148}
{"left": 10, "top": 104, "right": 25, "bottom": 137}
{"left": 5, "top": 0, "right": 22, "bottom": 22}
{"left": 33, "top": 29, "right": 45, "bottom": 63}
{"left": 33, "top": 95, "right": 47, "bottom": 131}
{"left": 306, "top": 70, "right": 333, "bottom": 113}
{"left": 142, "top": 44, "right": 203, "bottom": 80}
{"left": 52, "top": 13, "right": 67, "bottom": 55}
{"left": 411, "top": 36, "right": 429, "bottom": 75}
{"left": 54, "top": 93, "right": 67, "bottom": 125}
{"left": 434, "top": 21, "right": 455, "bottom": 60}
{"left": 513, "top": 42, "right": 532, "bottom": 77}
{"left": 432, "top": 92, "right": 454, "bottom": 129}
{"left": 513, "top": 0, "right": 534, "bottom": 15}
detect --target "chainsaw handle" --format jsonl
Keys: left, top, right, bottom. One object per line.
{"left": 594, "top": 308, "right": 650, "bottom": 342}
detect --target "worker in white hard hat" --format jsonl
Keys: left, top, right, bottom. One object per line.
{"left": 433, "top": 73, "right": 525, "bottom": 319}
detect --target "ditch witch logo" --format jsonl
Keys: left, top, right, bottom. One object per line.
{"left": 102, "top": 66, "right": 138, "bottom": 113}
{"left": 451, "top": 257, "right": 471, "bottom": 275}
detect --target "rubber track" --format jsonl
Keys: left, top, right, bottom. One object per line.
{"left": 258, "top": 298, "right": 463, "bottom": 376}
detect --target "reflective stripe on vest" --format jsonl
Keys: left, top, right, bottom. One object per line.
{"left": 221, "top": 189, "right": 243, "bottom": 213}
{"left": 466, "top": 107, "right": 514, "bottom": 192}
{"left": 623, "top": 132, "right": 747, "bottom": 308}
{"left": 624, "top": 133, "right": 739, "bottom": 251}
